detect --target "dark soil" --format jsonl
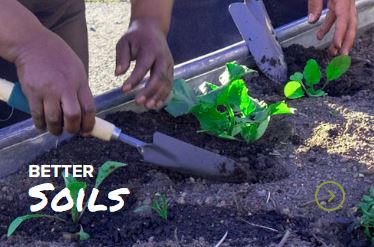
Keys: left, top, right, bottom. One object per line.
{"left": 0, "top": 29, "right": 373, "bottom": 247}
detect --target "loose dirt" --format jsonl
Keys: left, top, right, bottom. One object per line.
{"left": 0, "top": 28, "right": 373, "bottom": 247}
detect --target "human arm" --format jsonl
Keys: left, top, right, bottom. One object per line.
{"left": 115, "top": 0, "right": 174, "bottom": 109}
{"left": 0, "top": 0, "right": 95, "bottom": 135}
{"left": 308, "top": 0, "right": 357, "bottom": 55}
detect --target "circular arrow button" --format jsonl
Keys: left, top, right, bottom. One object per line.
{"left": 315, "top": 181, "right": 346, "bottom": 212}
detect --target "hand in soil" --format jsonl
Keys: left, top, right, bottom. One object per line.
{"left": 14, "top": 29, "right": 96, "bottom": 136}
{"left": 115, "top": 19, "right": 174, "bottom": 109}
{"left": 308, "top": 0, "right": 357, "bottom": 55}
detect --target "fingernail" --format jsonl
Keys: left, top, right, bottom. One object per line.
{"left": 136, "top": 96, "right": 146, "bottom": 104}
{"left": 147, "top": 99, "right": 156, "bottom": 108}
{"left": 115, "top": 65, "right": 122, "bottom": 76}
{"left": 308, "top": 14, "right": 315, "bottom": 23}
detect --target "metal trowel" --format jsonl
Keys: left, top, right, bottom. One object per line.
{"left": 229, "top": 0, "right": 288, "bottom": 83}
{"left": 0, "top": 78, "right": 250, "bottom": 181}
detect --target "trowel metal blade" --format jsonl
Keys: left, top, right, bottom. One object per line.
{"left": 141, "top": 132, "right": 249, "bottom": 181}
{"left": 229, "top": 0, "right": 288, "bottom": 83}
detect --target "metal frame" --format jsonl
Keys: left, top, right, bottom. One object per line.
{"left": 1, "top": 0, "right": 373, "bottom": 177}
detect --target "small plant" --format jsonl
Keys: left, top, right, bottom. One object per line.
{"left": 165, "top": 62, "right": 294, "bottom": 143}
{"left": 134, "top": 192, "right": 170, "bottom": 220}
{"left": 284, "top": 55, "right": 351, "bottom": 99}
{"left": 357, "top": 186, "right": 374, "bottom": 245}
{"left": 151, "top": 193, "right": 169, "bottom": 220}
{"left": 7, "top": 161, "right": 127, "bottom": 241}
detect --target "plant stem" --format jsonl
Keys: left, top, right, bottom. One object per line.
{"left": 227, "top": 105, "right": 235, "bottom": 135}
{"left": 321, "top": 80, "right": 330, "bottom": 90}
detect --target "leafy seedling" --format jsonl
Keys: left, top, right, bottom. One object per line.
{"left": 284, "top": 55, "right": 351, "bottom": 99}
{"left": 357, "top": 186, "right": 374, "bottom": 245}
{"left": 134, "top": 192, "right": 170, "bottom": 220}
{"left": 166, "top": 62, "right": 294, "bottom": 143}
{"left": 7, "top": 161, "right": 126, "bottom": 241}
{"left": 151, "top": 193, "right": 170, "bottom": 220}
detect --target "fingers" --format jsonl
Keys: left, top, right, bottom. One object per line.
{"left": 77, "top": 85, "right": 96, "bottom": 134}
{"left": 122, "top": 49, "right": 153, "bottom": 93}
{"left": 317, "top": 10, "right": 336, "bottom": 40}
{"left": 139, "top": 58, "right": 173, "bottom": 109}
{"left": 61, "top": 94, "right": 81, "bottom": 134}
{"left": 308, "top": 0, "right": 324, "bottom": 23}
{"left": 317, "top": 0, "right": 356, "bottom": 55}
{"left": 43, "top": 98, "right": 63, "bottom": 136}
{"left": 329, "top": 4, "right": 350, "bottom": 55}
{"left": 340, "top": 1, "right": 357, "bottom": 55}
{"left": 28, "top": 96, "right": 46, "bottom": 131}
{"left": 115, "top": 38, "right": 131, "bottom": 76}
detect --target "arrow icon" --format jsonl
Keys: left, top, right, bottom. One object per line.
{"left": 327, "top": 190, "right": 336, "bottom": 203}
{"left": 315, "top": 181, "right": 346, "bottom": 212}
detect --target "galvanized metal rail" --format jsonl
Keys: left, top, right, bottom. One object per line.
{"left": 0, "top": 0, "right": 373, "bottom": 177}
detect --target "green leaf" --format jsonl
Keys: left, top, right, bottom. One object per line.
{"left": 362, "top": 195, "right": 374, "bottom": 204}
{"left": 370, "top": 187, "right": 374, "bottom": 198}
{"left": 78, "top": 225, "right": 90, "bottom": 241}
{"left": 303, "top": 59, "right": 321, "bottom": 86}
{"left": 95, "top": 161, "right": 127, "bottom": 188}
{"left": 190, "top": 105, "right": 230, "bottom": 135}
{"left": 306, "top": 88, "right": 327, "bottom": 97}
{"left": 203, "top": 81, "right": 219, "bottom": 92}
{"left": 284, "top": 81, "right": 305, "bottom": 99}
{"left": 218, "top": 132, "right": 238, "bottom": 140}
{"left": 240, "top": 117, "right": 270, "bottom": 143}
{"left": 219, "top": 62, "right": 257, "bottom": 84}
{"left": 63, "top": 174, "right": 87, "bottom": 223}
{"left": 268, "top": 101, "right": 295, "bottom": 116}
{"left": 290, "top": 72, "right": 303, "bottom": 83}
{"left": 165, "top": 79, "right": 198, "bottom": 117}
{"left": 326, "top": 55, "right": 351, "bottom": 81}
{"left": 7, "top": 214, "right": 61, "bottom": 237}
{"left": 151, "top": 193, "right": 169, "bottom": 220}
{"left": 197, "top": 89, "right": 222, "bottom": 109}
{"left": 217, "top": 80, "right": 255, "bottom": 116}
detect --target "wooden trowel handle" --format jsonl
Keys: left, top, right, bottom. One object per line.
{"left": 0, "top": 78, "right": 117, "bottom": 142}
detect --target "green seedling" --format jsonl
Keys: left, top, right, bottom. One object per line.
{"left": 357, "top": 186, "right": 374, "bottom": 245}
{"left": 134, "top": 192, "right": 170, "bottom": 220}
{"left": 165, "top": 62, "right": 294, "bottom": 143}
{"left": 7, "top": 161, "right": 126, "bottom": 241}
{"left": 284, "top": 55, "right": 351, "bottom": 99}
{"left": 151, "top": 193, "right": 169, "bottom": 220}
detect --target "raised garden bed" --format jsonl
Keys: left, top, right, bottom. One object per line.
{"left": 0, "top": 27, "right": 373, "bottom": 247}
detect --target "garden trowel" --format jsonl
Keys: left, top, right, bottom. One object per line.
{"left": 229, "top": 0, "right": 288, "bottom": 83}
{"left": 0, "top": 78, "right": 250, "bottom": 182}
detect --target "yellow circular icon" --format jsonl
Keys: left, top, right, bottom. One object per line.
{"left": 315, "top": 181, "right": 346, "bottom": 212}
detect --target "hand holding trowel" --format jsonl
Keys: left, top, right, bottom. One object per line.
{"left": 0, "top": 78, "right": 250, "bottom": 182}
{"left": 229, "top": 0, "right": 288, "bottom": 83}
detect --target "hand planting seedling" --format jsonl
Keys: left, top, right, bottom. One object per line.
{"left": 166, "top": 62, "right": 294, "bottom": 143}
{"left": 284, "top": 55, "right": 351, "bottom": 99}
{"left": 357, "top": 186, "right": 374, "bottom": 245}
{"left": 7, "top": 161, "right": 127, "bottom": 241}
{"left": 134, "top": 192, "right": 170, "bottom": 220}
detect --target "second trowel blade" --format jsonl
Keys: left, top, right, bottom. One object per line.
{"left": 229, "top": 0, "right": 288, "bottom": 83}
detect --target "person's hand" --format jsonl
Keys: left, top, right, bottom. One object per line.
{"left": 13, "top": 28, "right": 96, "bottom": 135}
{"left": 115, "top": 18, "right": 174, "bottom": 109}
{"left": 308, "top": 0, "right": 357, "bottom": 55}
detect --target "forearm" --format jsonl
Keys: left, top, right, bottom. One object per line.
{"left": 130, "top": 0, "right": 174, "bottom": 34}
{"left": 0, "top": 0, "right": 45, "bottom": 62}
